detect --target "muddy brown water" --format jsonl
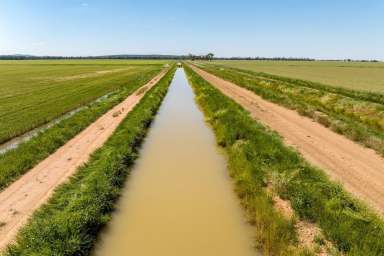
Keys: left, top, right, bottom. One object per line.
{"left": 93, "top": 68, "right": 256, "bottom": 256}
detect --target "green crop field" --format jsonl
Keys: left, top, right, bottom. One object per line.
{"left": 0, "top": 60, "right": 167, "bottom": 143}
{"left": 211, "top": 60, "right": 384, "bottom": 93}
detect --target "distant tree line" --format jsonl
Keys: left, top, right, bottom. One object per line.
{"left": 216, "top": 57, "right": 316, "bottom": 61}
{"left": 0, "top": 54, "right": 381, "bottom": 62}
{"left": 186, "top": 53, "right": 215, "bottom": 61}
{"left": 340, "top": 59, "right": 380, "bottom": 62}
{"left": 184, "top": 54, "right": 381, "bottom": 62}
{"left": 0, "top": 54, "right": 183, "bottom": 60}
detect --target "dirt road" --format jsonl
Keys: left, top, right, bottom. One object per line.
{"left": 0, "top": 69, "right": 168, "bottom": 250}
{"left": 190, "top": 65, "right": 384, "bottom": 214}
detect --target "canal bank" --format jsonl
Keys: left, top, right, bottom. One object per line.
{"left": 93, "top": 68, "right": 255, "bottom": 256}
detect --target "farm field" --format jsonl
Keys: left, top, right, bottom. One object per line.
{"left": 212, "top": 60, "right": 384, "bottom": 93}
{"left": 0, "top": 60, "right": 166, "bottom": 144}
{"left": 0, "top": 60, "right": 168, "bottom": 193}
{"left": 196, "top": 62, "right": 384, "bottom": 155}
{"left": 0, "top": 64, "right": 383, "bottom": 256}
{"left": 2, "top": 1, "right": 383, "bottom": 255}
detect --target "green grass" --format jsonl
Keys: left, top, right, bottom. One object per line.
{"left": 0, "top": 67, "right": 162, "bottom": 191}
{"left": 3, "top": 66, "right": 175, "bottom": 256}
{"left": 185, "top": 65, "right": 384, "bottom": 256}
{"left": 195, "top": 63, "right": 384, "bottom": 155}
{"left": 0, "top": 60, "right": 167, "bottom": 143}
{"left": 211, "top": 60, "right": 384, "bottom": 93}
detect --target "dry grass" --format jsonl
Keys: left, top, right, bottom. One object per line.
{"left": 213, "top": 60, "right": 384, "bottom": 93}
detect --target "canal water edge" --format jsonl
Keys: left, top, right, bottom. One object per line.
{"left": 93, "top": 68, "right": 256, "bottom": 256}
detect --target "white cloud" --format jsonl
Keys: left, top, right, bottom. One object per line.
{"left": 81, "top": 3, "right": 89, "bottom": 7}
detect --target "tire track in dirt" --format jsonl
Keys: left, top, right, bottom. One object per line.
{"left": 0, "top": 68, "right": 168, "bottom": 250}
{"left": 190, "top": 64, "right": 384, "bottom": 214}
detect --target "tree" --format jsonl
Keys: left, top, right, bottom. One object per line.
{"left": 188, "top": 53, "right": 196, "bottom": 61}
{"left": 206, "top": 53, "right": 214, "bottom": 61}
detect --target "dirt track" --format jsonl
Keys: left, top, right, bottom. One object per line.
{"left": 0, "top": 69, "right": 168, "bottom": 250}
{"left": 190, "top": 65, "right": 384, "bottom": 214}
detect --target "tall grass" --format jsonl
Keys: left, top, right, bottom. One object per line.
{"left": 4, "top": 67, "right": 175, "bottom": 256}
{"left": 0, "top": 68, "right": 160, "bottom": 191}
{"left": 196, "top": 64, "right": 384, "bottom": 155}
{"left": 212, "top": 60, "right": 384, "bottom": 94}
{"left": 185, "top": 65, "right": 384, "bottom": 255}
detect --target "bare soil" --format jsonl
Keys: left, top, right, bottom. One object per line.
{"left": 190, "top": 65, "right": 384, "bottom": 214}
{"left": 54, "top": 68, "right": 132, "bottom": 81}
{"left": 0, "top": 69, "right": 168, "bottom": 250}
{"left": 266, "top": 184, "right": 331, "bottom": 254}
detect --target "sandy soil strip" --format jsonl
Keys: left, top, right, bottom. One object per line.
{"left": 54, "top": 68, "right": 133, "bottom": 81}
{"left": 0, "top": 68, "right": 168, "bottom": 250}
{"left": 190, "top": 64, "right": 384, "bottom": 214}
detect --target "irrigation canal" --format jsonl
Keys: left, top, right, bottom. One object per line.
{"left": 93, "top": 68, "right": 255, "bottom": 255}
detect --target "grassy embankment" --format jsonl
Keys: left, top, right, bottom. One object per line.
{"left": 212, "top": 60, "right": 384, "bottom": 93}
{"left": 0, "top": 66, "right": 163, "bottom": 191}
{"left": 3, "top": 67, "right": 175, "bottom": 256}
{"left": 0, "top": 61, "right": 165, "bottom": 144}
{"left": 195, "top": 63, "right": 384, "bottom": 155}
{"left": 185, "top": 65, "right": 384, "bottom": 255}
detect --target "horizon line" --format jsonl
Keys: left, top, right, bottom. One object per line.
{"left": 0, "top": 54, "right": 382, "bottom": 62}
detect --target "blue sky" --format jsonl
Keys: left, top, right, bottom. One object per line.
{"left": 0, "top": 0, "right": 383, "bottom": 59}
